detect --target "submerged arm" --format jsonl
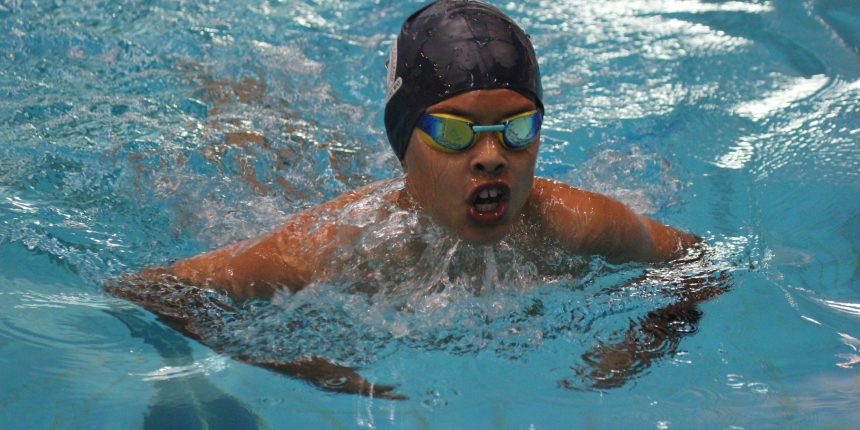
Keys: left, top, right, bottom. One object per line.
{"left": 564, "top": 249, "right": 732, "bottom": 390}
{"left": 533, "top": 178, "right": 700, "bottom": 264}
{"left": 107, "top": 269, "right": 406, "bottom": 400}
{"left": 243, "top": 355, "right": 406, "bottom": 400}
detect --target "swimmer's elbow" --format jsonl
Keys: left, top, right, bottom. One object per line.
{"left": 639, "top": 215, "right": 702, "bottom": 263}
{"left": 671, "top": 231, "right": 704, "bottom": 261}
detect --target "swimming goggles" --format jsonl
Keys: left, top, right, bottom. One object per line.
{"left": 416, "top": 109, "right": 542, "bottom": 152}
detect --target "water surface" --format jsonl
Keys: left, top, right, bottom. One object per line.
{"left": 1, "top": 0, "right": 859, "bottom": 428}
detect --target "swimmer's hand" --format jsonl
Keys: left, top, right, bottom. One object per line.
{"left": 240, "top": 356, "right": 408, "bottom": 400}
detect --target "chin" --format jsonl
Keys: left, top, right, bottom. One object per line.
{"left": 457, "top": 224, "right": 510, "bottom": 246}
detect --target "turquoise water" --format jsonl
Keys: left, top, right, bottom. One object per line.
{"left": 2, "top": 0, "right": 860, "bottom": 428}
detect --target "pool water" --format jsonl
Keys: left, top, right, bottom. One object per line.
{"left": 2, "top": 0, "right": 859, "bottom": 428}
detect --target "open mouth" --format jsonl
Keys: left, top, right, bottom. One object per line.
{"left": 468, "top": 183, "right": 510, "bottom": 223}
{"left": 474, "top": 186, "right": 504, "bottom": 212}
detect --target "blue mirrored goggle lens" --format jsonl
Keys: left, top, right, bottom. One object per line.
{"left": 502, "top": 111, "right": 542, "bottom": 149}
{"left": 417, "top": 111, "right": 542, "bottom": 152}
{"left": 421, "top": 115, "right": 475, "bottom": 151}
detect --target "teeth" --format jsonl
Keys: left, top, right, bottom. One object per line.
{"left": 478, "top": 187, "right": 501, "bottom": 200}
{"left": 476, "top": 202, "right": 499, "bottom": 212}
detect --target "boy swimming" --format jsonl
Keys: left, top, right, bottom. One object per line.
{"left": 148, "top": 0, "right": 697, "bottom": 299}
{"left": 114, "top": 0, "right": 702, "bottom": 398}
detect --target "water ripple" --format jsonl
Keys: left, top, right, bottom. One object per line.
{"left": 0, "top": 290, "right": 128, "bottom": 351}
{"left": 817, "top": 298, "right": 860, "bottom": 316}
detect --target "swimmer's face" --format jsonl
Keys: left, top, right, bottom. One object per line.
{"left": 402, "top": 89, "right": 539, "bottom": 245}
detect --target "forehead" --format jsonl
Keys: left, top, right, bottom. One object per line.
{"left": 425, "top": 89, "right": 536, "bottom": 122}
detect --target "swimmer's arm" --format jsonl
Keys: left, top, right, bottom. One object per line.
{"left": 105, "top": 302, "right": 406, "bottom": 399}
{"left": 241, "top": 356, "right": 407, "bottom": 400}
{"left": 566, "top": 264, "right": 730, "bottom": 390}
{"left": 532, "top": 178, "right": 700, "bottom": 263}
{"left": 156, "top": 186, "right": 375, "bottom": 301}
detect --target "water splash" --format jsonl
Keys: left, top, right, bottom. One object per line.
{"left": 107, "top": 182, "right": 748, "bottom": 390}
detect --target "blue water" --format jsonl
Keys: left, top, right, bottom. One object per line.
{"left": 2, "top": 0, "right": 860, "bottom": 428}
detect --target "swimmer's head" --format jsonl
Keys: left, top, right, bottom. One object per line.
{"left": 384, "top": 0, "right": 543, "bottom": 160}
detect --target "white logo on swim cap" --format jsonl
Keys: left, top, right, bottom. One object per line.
{"left": 385, "top": 41, "right": 402, "bottom": 104}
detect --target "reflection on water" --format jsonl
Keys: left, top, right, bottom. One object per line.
{"left": 108, "top": 308, "right": 264, "bottom": 430}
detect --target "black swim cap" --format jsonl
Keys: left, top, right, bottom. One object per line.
{"left": 384, "top": 0, "right": 543, "bottom": 160}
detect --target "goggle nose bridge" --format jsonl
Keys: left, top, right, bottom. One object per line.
{"left": 471, "top": 124, "right": 507, "bottom": 133}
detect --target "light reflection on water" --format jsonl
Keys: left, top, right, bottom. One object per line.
{"left": 1, "top": 0, "right": 860, "bottom": 428}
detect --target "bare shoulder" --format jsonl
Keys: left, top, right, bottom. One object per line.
{"left": 529, "top": 177, "right": 609, "bottom": 208}
{"left": 307, "top": 178, "right": 404, "bottom": 214}
{"left": 525, "top": 177, "right": 699, "bottom": 263}
{"left": 526, "top": 177, "right": 629, "bottom": 251}
{"left": 528, "top": 177, "right": 630, "bottom": 227}
{"left": 166, "top": 178, "right": 405, "bottom": 299}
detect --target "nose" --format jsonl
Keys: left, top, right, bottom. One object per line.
{"left": 470, "top": 132, "right": 507, "bottom": 174}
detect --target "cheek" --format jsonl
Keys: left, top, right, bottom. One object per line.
{"left": 406, "top": 136, "right": 458, "bottom": 184}
{"left": 404, "top": 138, "right": 448, "bottom": 204}
{"left": 410, "top": 158, "right": 459, "bottom": 208}
{"left": 511, "top": 148, "right": 538, "bottom": 197}
{"left": 513, "top": 147, "right": 538, "bottom": 175}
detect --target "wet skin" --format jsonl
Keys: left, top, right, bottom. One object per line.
{"left": 402, "top": 89, "right": 539, "bottom": 245}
